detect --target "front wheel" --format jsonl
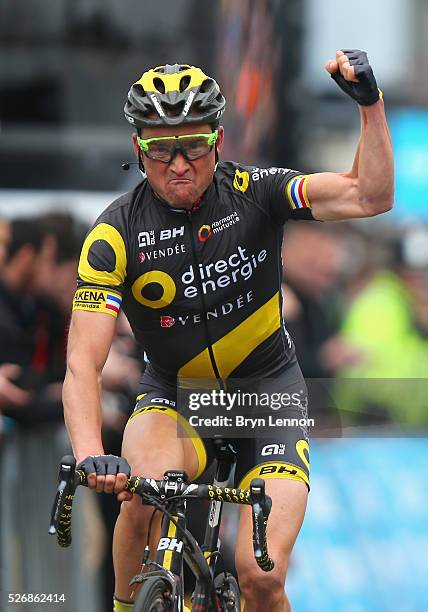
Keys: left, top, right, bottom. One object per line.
{"left": 212, "top": 573, "right": 241, "bottom": 612}
{"left": 133, "top": 575, "right": 173, "bottom": 612}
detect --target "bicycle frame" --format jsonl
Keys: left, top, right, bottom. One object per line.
{"left": 192, "top": 439, "right": 237, "bottom": 610}
{"left": 141, "top": 439, "right": 237, "bottom": 611}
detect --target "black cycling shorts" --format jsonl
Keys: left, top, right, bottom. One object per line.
{"left": 127, "top": 359, "right": 310, "bottom": 490}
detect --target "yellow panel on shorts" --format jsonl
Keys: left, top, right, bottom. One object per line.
{"left": 238, "top": 461, "right": 309, "bottom": 490}
{"left": 127, "top": 405, "right": 208, "bottom": 480}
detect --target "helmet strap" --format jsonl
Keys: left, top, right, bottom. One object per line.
{"left": 138, "top": 150, "right": 146, "bottom": 175}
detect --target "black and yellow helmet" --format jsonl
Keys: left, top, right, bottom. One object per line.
{"left": 124, "top": 64, "right": 226, "bottom": 128}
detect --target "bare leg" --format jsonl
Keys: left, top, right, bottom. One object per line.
{"left": 235, "top": 479, "right": 308, "bottom": 612}
{"left": 113, "top": 412, "right": 199, "bottom": 602}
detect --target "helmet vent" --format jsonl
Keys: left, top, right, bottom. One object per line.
{"left": 164, "top": 101, "right": 185, "bottom": 116}
{"left": 153, "top": 78, "right": 166, "bottom": 94}
{"left": 179, "top": 75, "right": 191, "bottom": 92}
{"left": 199, "top": 78, "right": 212, "bottom": 93}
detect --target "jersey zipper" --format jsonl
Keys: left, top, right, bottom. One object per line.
{"left": 186, "top": 210, "right": 222, "bottom": 381}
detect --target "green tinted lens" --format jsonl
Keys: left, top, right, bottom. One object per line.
{"left": 137, "top": 130, "right": 218, "bottom": 163}
{"left": 145, "top": 139, "right": 176, "bottom": 162}
{"left": 179, "top": 135, "right": 212, "bottom": 160}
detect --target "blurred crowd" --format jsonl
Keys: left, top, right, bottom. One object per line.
{"left": 0, "top": 210, "right": 427, "bottom": 609}
{"left": 0, "top": 213, "right": 142, "bottom": 433}
{"left": 0, "top": 212, "right": 143, "bottom": 609}
{"left": 282, "top": 220, "right": 428, "bottom": 429}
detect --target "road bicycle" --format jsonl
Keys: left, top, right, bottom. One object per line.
{"left": 50, "top": 438, "right": 274, "bottom": 611}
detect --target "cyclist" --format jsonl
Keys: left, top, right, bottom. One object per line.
{"left": 63, "top": 50, "right": 394, "bottom": 611}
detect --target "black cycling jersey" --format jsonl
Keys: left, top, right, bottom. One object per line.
{"left": 73, "top": 160, "right": 314, "bottom": 380}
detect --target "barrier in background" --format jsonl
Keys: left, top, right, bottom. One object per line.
{"left": 0, "top": 423, "right": 102, "bottom": 612}
{"left": 2, "top": 429, "right": 427, "bottom": 610}
{"left": 288, "top": 437, "right": 428, "bottom": 611}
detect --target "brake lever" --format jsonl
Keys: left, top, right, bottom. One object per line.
{"left": 250, "top": 478, "right": 274, "bottom": 572}
{"left": 251, "top": 499, "right": 264, "bottom": 559}
{"left": 49, "top": 455, "right": 76, "bottom": 536}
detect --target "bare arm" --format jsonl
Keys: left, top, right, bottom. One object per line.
{"left": 309, "top": 51, "right": 394, "bottom": 221}
{"left": 63, "top": 310, "right": 132, "bottom": 498}
{"left": 63, "top": 310, "right": 117, "bottom": 463}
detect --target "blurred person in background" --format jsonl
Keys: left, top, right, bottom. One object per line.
{"left": 0, "top": 214, "right": 53, "bottom": 556}
{"left": 63, "top": 50, "right": 393, "bottom": 612}
{"left": 339, "top": 227, "right": 428, "bottom": 427}
{"left": 0, "top": 217, "right": 51, "bottom": 427}
{"left": 0, "top": 213, "right": 112, "bottom": 607}
{"left": 282, "top": 225, "right": 362, "bottom": 433}
{"left": 0, "top": 212, "right": 142, "bottom": 609}
{"left": 0, "top": 213, "right": 85, "bottom": 427}
{"left": 282, "top": 225, "right": 361, "bottom": 378}
{"left": 0, "top": 215, "right": 31, "bottom": 428}
{"left": 0, "top": 219, "right": 28, "bottom": 431}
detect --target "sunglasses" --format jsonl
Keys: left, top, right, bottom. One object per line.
{"left": 137, "top": 130, "right": 218, "bottom": 163}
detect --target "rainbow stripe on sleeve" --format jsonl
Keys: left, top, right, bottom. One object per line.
{"left": 286, "top": 175, "right": 311, "bottom": 210}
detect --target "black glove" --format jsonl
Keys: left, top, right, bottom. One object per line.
{"left": 330, "top": 49, "right": 380, "bottom": 106}
{"left": 77, "top": 454, "right": 131, "bottom": 477}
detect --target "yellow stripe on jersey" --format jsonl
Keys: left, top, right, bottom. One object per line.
{"left": 178, "top": 292, "right": 281, "bottom": 378}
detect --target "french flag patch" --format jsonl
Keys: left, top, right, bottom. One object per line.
{"left": 105, "top": 293, "right": 122, "bottom": 314}
{"left": 286, "top": 175, "right": 310, "bottom": 210}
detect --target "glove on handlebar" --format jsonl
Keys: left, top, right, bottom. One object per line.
{"left": 77, "top": 454, "right": 131, "bottom": 476}
{"left": 330, "top": 49, "right": 380, "bottom": 106}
